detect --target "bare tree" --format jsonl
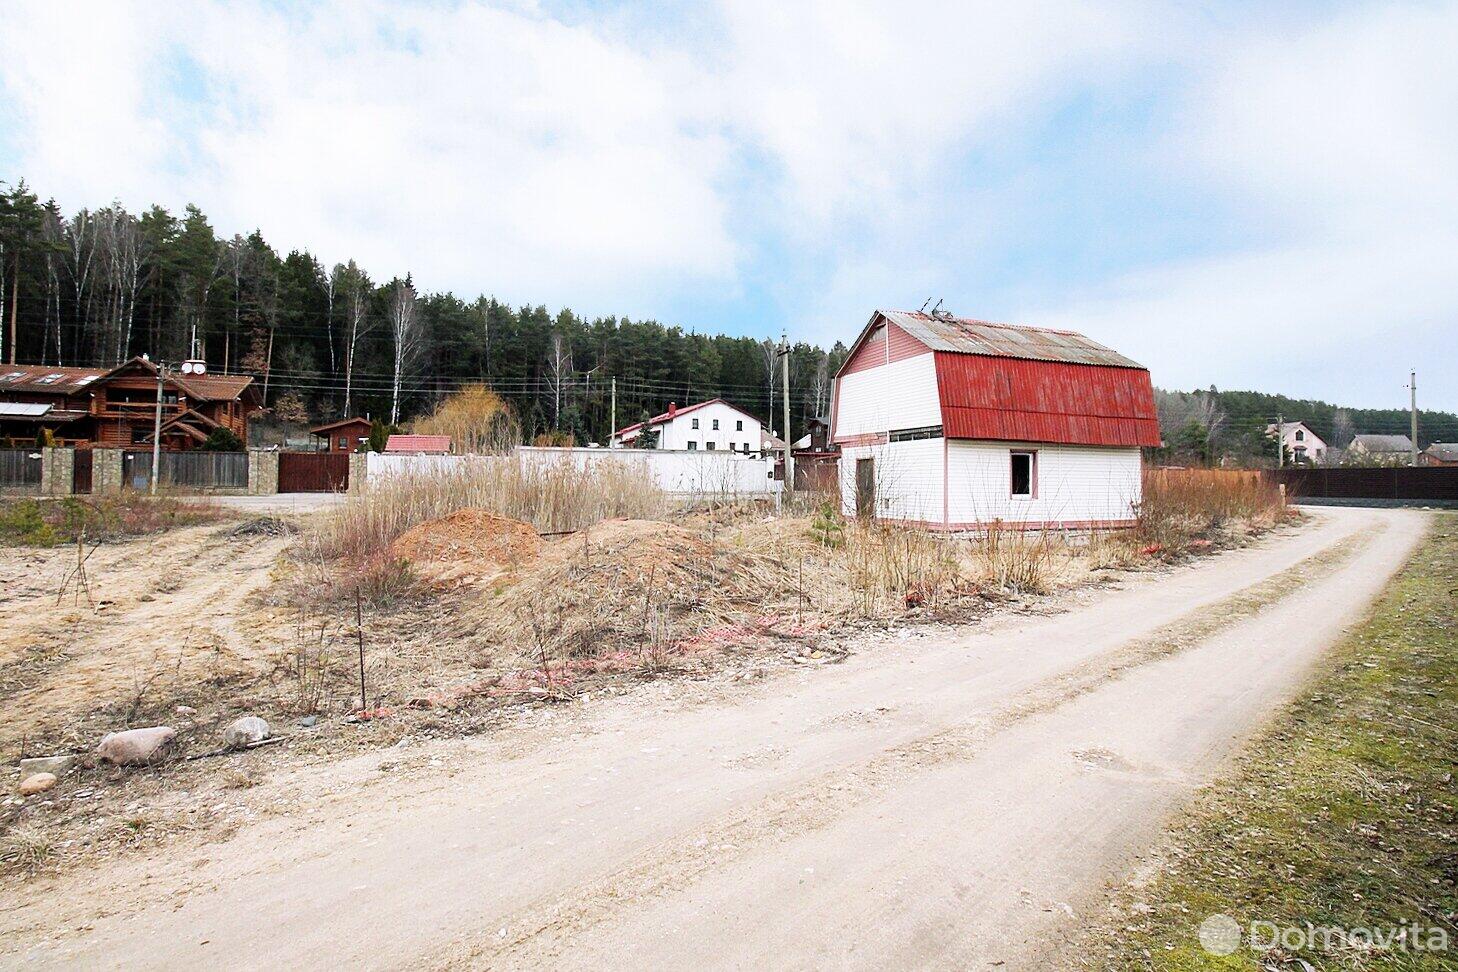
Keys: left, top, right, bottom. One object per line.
{"left": 336, "top": 261, "right": 374, "bottom": 416}
{"left": 222, "top": 235, "right": 250, "bottom": 374}
{"left": 64, "top": 210, "right": 95, "bottom": 364}
{"left": 759, "top": 338, "right": 778, "bottom": 430}
{"left": 810, "top": 350, "right": 831, "bottom": 417}
{"left": 544, "top": 329, "right": 573, "bottom": 427}
{"left": 387, "top": 275, "right": 421, "bottom": 425}
{"left": 41, "top": 205, "right": 64, "bottom": 365}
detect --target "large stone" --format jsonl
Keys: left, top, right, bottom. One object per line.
{"left": 222, "top": 716, "right": 269, "bottom": 750}
{"left": 18, "top": 772, "right": 57, "bottom": 796}
{"left": 19, "top": 755, "right": 76, "bottom": 783}
{"left": 96, "top": 726, "right": 176, "bottom": 765}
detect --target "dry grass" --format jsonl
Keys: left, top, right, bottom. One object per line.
{"left": 1137, "top": 468, "right": 1286, "bottom": 549}
{"left": 303, "top": 459, "right": 667, "bottom": 568}
{"left": 0, "top": 494, "right": 225, "bottom": 546}
{"left": 0, "top": 826, "right": 56, "bottom": 877}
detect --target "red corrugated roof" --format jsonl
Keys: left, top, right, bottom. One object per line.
{"left": 934, "top": 354, "right": 1160, "bottom": 447}
{"left": 385, "top": 434, "right": 452, "bottom": 454}
{"left": 833, "top": 310, "right": 1160, "bottom": 448}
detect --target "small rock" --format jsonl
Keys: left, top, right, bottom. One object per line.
{"left": 20, "top": 755, "right": 76, "bottom": 782}
{"left": 297, "top": 715, "right": 319, "bottom": 728}
{"left": 96, "top": 726, "right": 176, "bottom": 765}
{"left": 18, "top": 772, "right": 57, "bottom": 796}
{"left": 176, "top": 705, "right": 197, "bottom": 716}
{"left": 222, "top": 716, "right": 269, "bottom": 750}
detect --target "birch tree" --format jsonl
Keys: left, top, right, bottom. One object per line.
{"left": 64, "top": 209, "right": 95, "bottom": 364}
{"left": 387, "top": 275, "right": 421, "bottom": 425}
{"left": 336, "top": 261, "right": 374, "bottom": 415}
{"left": 544, "top": 329, "right": 573, "bottom": 427}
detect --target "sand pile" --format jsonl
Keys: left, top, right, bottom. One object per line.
{"left": 389, "top": 509, "right": 542, "bottom": 585}
{"left": 481, "top": 518, "right": 797, "bottom": 658}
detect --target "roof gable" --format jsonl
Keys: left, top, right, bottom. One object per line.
{"left": 838, "top": 310, "right": 1145, "bottom": 376}
{"left": 615, "top": 398, "right": 760, "bottom": 438}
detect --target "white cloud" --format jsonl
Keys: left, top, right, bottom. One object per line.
{"left": 1043, "top": 1, "right": 1458, "bottom": 410}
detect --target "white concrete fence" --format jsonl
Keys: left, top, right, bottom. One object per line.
{"left": 363, "top": 446, "right": 780, "bottom": 498}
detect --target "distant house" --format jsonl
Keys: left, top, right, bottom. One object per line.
{"left": 1422, "top": 442, "right": 1458, "bottom": 466}
{"left": 831, "top": 308, "right": 1159, "bottom": 529}
{"left": 385, "top": 434, "right": 452, "bottom": 455}
{"left": 311, "top": 417, "right": 372, "bottom": 453}
{"left": 1265, "top": 421, "right": 1327, "bottom": 464}
{"left": 612, "top": 399, "right": 763, "bottom": 454}
{"left": 1348, "top": 434, "right": 1414, "bottom": 462}
{"left": 0, "top": 357, "right": 261, "bottom": 449}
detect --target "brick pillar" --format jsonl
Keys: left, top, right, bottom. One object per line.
{"left": 40, "top": 447, "right": 74, "bottom": 496}
{"left": 348, "top": 452, "right": 369, "bottom": 494}
{"left": 92, "top": 448, "right": 124, "bottom": 495}
{"left": 247, "top": 450, "right": 279, "bottom": 496}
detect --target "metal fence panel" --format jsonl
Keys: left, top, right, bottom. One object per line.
{"left": 1267, "top": 466, "right": 1458, "bottom": 501}
{"left": 0, "top": 448, "right": 42, "bottom": 487}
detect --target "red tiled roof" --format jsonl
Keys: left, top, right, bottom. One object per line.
{"left": 385, "top": 434, "right": 451, "bottom": 454}
{"left": 0, "top": 364, "right": 106, "bottom": 395}
{"left": 614, "top": 398, "right": 759, "bottom": 438}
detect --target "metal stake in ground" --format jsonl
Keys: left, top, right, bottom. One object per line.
{"left": 355, "top": 590, "right": 367, "bottom": 713}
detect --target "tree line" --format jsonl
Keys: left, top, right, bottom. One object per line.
{"left": 1154, "top": 387, "right": 1458, "bottom": 466}
{"left": 0, "top": 179, "right": 848, "bottom": 444}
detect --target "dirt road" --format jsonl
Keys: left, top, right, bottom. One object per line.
{"left": 1, "top": 506, "right": 1427, "bottom": 970}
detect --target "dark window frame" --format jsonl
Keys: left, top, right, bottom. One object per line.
{"left": 888, "top": 425, "right": 943, "bottom": 443}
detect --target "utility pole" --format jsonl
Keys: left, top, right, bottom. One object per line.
{"left": 609, "top": 376, "right": 617, "bottom": 449}
{"left": 780, "top": 332, "right": 794, "bottom": 496}
{"left": 1276, "top": 413, "right": 1284, "bottom": 469}
{"left": 150, "top": 362, "right": 166, "bottom": 495}
{"left": 1405, "top": 368, "right": 1417, "bottom": 466}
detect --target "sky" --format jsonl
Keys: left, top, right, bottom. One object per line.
{"left": 0, "top": 0, "right": 1454, "bottom": 411}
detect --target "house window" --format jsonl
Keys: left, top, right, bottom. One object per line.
{"left": 712, "top": 418, "right": 720, "bottom": 430}
{"left": 36, "top": 373, "right": 65, "bottom": 384}
{"left": 736, "top": 420, "right": 743, "bottom": 431}
{"left": 1295, "top": 430, "right": 1305, "bottom": 441}
{"left": 706, "top": 441, "right": 716, "bottom": 451}
{"left": 692, "top": 418, "right": 700, "bottom": 429}
{"left": 687, "top": 441, "right": 698, "bottom": 450}
{"left": 338, "top": 436, "right": 348, "bottom": 449}
{"left": 1010, "top": 451, "right": 1036, "bottom": 497}
{"left": 889, "top": 425, "right": 943, "bottom": 442}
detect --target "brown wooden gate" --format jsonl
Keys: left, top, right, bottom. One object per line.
{"left": 278, "top": 452, "right": 350, "bottom": 493}
{"left": 72, "top": 449, "right": 93, "bottom": 494}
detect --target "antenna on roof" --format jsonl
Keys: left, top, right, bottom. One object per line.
{"left": 918, "top": 298, "right": 931, "bottom": 313}
{"left": 930, "top": 298, "right": 945, "bottom": 318}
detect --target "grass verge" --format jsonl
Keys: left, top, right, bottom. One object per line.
{"left": 0, "top": 494, "right": 224, "bottom": 546}
{"left": 1079, "top": 512, "right": 1458, "bottom": 970}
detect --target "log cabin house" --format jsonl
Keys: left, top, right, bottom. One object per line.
{"left": 0, "top": 358, "right": 263, "bottom": 449}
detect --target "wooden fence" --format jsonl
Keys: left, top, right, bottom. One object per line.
{"left": 122, "top": 451, "right": 248, "bottom": 491}
{"left": 0, "top": 448, "right": 42, "bottom": 487}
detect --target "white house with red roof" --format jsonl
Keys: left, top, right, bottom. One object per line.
{"left": 832, "top": 309, "right": 1161, "bottom": 530}
{"left": 612, "top": 399, "right": 763, "bottom": 454}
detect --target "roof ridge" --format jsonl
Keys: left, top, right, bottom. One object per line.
{"left": 882, "top": 308, "right": 1084, "bottom": 338}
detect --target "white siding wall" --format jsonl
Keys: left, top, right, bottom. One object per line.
{"left": 838, "top": 439, "right": 1142, "bottom": 527}
{"left": 835, "top": 353, "right": 941, "bottom": 438}
{"left": 838, "top": 438, "right": 945, "bottom": 523}
{"left": 945, "top": 441, "right": 1141, "bottom": 526}
{"left": 656, "top": 402, "right": 761, "bottom": 453}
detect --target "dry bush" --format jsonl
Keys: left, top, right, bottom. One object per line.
{"left": 305, "top": 459, "right": 667, "bottom": 566}
{"left": 971, "top": 521, "right": 1058, "bottom": 594}
{"left": 1137, "top": 468, "right": 1285, "bottom": 548}
{"left": 0, "top": 826, "right": 56, "bottom": 877}
{"left": 411, "top": 384, "right": 518, "bottom": 454}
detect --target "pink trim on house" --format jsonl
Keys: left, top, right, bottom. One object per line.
{"left": 877, "top": 516, "right": 1139, "bottom": 533}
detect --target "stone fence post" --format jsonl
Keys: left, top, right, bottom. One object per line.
{"left": 92, "top": 448, "right": 124, "bottom": 495}
{"left": 247, "top": 450, "right": 279, "bottom": 496}
{"left": 348, "top": 452, "right": 369, "bottom": 494}
{"left": 39, "top": 447, "right": 74, "bottom": 496}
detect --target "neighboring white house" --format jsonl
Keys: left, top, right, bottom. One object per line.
{"left": 612, "top": 399, "right": 763, "bottom": 454}
{"left": 1265, "top": 421, "right": 1328, "bottom": 464}
{"left": 831, "top": 309, "right": 1161, "bottom": 530}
